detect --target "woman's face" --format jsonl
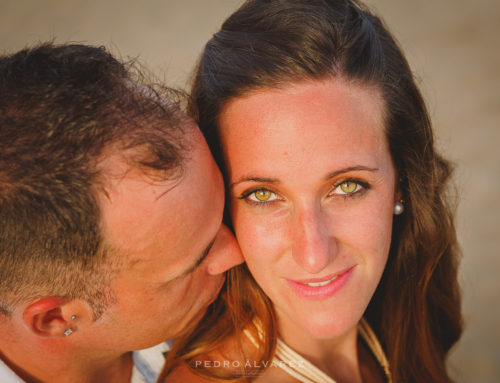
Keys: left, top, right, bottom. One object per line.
{"left": 219, "top": 80, "right": 397, "bottom": 340}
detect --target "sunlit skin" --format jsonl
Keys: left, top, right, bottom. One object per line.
{"left": 217, "top": 79, "right": 399, "bottom": 382}
{"left": 0, "top": 124, "right": 244, "bottom": 383}
{"left": 91, "top": 124, "right": 244, "bottom": 351}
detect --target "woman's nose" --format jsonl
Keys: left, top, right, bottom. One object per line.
{"left": 291, "top": 206, "right": 337, "bottom": 274}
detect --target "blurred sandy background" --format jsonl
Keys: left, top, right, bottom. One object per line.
{"left": 1, "top": 0, "right": 498, "bottom": 381}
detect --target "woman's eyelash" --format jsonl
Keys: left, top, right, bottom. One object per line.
{"left": 238, "top": 187, "right": 276, "bottom": 200}
{"left": 237, "top": 187, "right": 281, "bottom": 207}
{"left": 330, "top": 178, "right": 371, "bottom": 199}
{"left": 237, "top": 178, "right": 371, "bottom": 207}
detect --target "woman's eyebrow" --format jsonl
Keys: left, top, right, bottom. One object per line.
{"left": 323, "top": 166, "right": 379, "bottom": 181}
{"left": 230, "top": 166, "right": 379, "bottom": 189}
{"left": 230, "top": 177, "right": 280, "bottom": 189}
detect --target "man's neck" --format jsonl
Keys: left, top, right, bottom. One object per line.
{"left": 0, "top": 334, "right": 134, "bottom": 383}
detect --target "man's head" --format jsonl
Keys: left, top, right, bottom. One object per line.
{"left": 0, "top": 42, "right": 243, "bottom": 350}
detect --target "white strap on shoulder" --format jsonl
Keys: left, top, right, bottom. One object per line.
{"left": 244, "top": 318, "right": 391, "bottom": 383}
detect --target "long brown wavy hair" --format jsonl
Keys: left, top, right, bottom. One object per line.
{"left": 161, "top": 1, "right": 463, "bottom": 382}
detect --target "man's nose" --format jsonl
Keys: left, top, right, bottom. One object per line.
{"left": 206, "top": 224, "right": 244, "bottom": 275}
{"left": 291, "top": 205, "right": 337, "bottom": 274}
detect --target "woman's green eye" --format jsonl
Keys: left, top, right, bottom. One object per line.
{"left": 254, "top": 189, "right": 272, "bottom": 201}
{"left": 340, "top": 181, "right": 358, "bottom": 193}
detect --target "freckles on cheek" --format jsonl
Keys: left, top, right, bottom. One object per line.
{"left": 234, "top": 212, "right": 283, "bottom": 264}
{"left": 354, "top": 207, "right": 393, "bottom": 262}
{"left": 239, "top": 224, "right": 282, "bottom": 293}
{"left": 340, "top": 204, "right": 389, "bottom": 247}
{"left": 235, "top": 225, "right": 264, "bottom": 261}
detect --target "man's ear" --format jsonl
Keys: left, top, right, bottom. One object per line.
{"left": 22, "top": 297, "right": 91, "bottom": 338}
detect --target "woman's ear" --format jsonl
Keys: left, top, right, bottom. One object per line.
{"left": 22, "top": 297, "right": 91, "bottom": 338}
{"left": 395, "top": 177, "right": 404, "bottom": 202}
{"left": 395, "top": 189, "right": 403, "bottom": 203}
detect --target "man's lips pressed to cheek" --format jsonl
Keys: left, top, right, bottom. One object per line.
{"left": 206, "top": 274, "right": 226, "bottom": 307}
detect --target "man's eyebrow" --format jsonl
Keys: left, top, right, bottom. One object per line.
{"left": 179, "top": 236, "right": 217, "bottom": 278}
{"left": 323, "top": 165, "right": 379, "bottom": 181}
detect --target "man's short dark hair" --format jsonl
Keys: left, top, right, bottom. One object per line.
{"left": 0, "top": 42, "right": 192, "bottom": 319}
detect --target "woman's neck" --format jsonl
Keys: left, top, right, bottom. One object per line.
{"left": 275, "top": 310, "right": 365, "bottom": 383}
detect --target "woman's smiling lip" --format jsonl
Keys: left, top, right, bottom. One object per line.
{"left": 286, "top": 266, "right": 355, "bottom": 299}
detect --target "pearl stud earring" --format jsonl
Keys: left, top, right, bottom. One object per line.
{"left": 393, "top": 201, "right": 404, "bottom": 215}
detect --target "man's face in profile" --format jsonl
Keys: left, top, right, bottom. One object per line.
{"left": 89, "top": 124, "right": 243, "bottom": 350}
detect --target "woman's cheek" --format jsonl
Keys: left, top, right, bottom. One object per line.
{"left": 232, "top": 205, "right": 288, "bottom": 267}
